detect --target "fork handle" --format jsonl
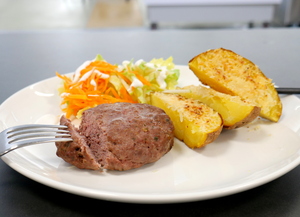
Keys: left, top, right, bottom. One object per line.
{"left": 276, "top": 87, "right": 300, "bottom": 94}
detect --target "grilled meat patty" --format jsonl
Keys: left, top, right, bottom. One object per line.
{"left": 56, "top": 102, "right": 174, "bottom": 171}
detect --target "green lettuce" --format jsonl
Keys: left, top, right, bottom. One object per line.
{"left": 116, "top": 57, "right": 180, "bottom": 104}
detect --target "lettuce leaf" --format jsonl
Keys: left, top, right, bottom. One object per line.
{"left": 114, "top": 57, "right": 179, "bottom": 104}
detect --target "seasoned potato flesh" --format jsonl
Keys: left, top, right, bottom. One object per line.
{"left": 178, "top": 85, "right": 261, "bottom": 129}
{"left": 188, "top": 48, "right": 282, "bottom": 122}
{"left": 150, "top": 92, "right": 223, "bottom": 148}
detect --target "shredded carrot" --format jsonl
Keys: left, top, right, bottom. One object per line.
{"left": 116, "top": 72, "right": 131, "bottom": 85}
{"left": 134, "top": 73, "right": 152, "bottom": 86}
{"left": 120, "top": 86, "right": 135, "bottom": 101}
{"left": 56, "top": 60, "right": 137, "bottom": 118}
{"left": 126, "top": 66, "right": 152, "bottom": 86}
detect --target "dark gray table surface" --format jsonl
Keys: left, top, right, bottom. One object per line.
{"left": 0, "top": 28, "right": 300, "bottom": 217}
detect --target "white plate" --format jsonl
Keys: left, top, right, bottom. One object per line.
{"left": 1, "top": 65, "right": 300, "bottom": 204}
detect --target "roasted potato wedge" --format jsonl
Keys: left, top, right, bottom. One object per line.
{"left": 150, "top": 92, "right": 223, "bottom": 149}
{"left": 177, "top": 85, "right": 261, "bottom": 129}
{"left": 188, "top": 48, "right": 282, "bottom": 122}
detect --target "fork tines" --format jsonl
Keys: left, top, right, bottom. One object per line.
{"left": 0, "top": 124, "right": 73, "bottom": 157}
{"left": 6, "top": 124, "right": 72, "bottom": 145}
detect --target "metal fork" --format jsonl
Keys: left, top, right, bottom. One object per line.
{"left": 0, "top": 124, "right": 73, "bottom": 157}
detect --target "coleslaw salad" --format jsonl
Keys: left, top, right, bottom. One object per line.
{"left": 56, "top": 55, "right": 179, "bottom": 118}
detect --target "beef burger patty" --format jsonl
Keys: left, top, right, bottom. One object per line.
{"left": 56, "top": 102, "right": 174, "bottom": 171}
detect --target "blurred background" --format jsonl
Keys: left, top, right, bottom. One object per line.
{"left": 0, "top": 0, "right": 299, "bottom": 31}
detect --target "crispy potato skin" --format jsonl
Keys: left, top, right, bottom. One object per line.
{"left": 224, "top": 106, "right": 261, "bottom": 130}
{"left": 202, "top": 125, "right": 223, "bottom": 147}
